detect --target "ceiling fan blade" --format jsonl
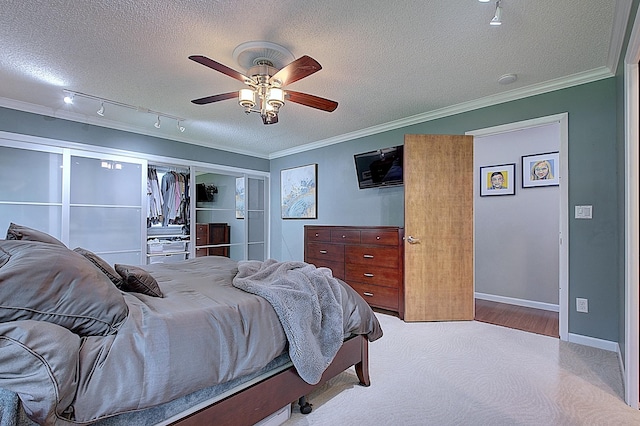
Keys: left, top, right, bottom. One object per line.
{"left": 189, "top": 55, "right": 253, "bottom": 84}
{"left": 286, "top": 91, "right": 338, "bottom": 112}
{"left": 191, "top": 91, "right": 239, "bottom": 105}
{"left": 270, "top": 56, "right": 322, "bottom": 87}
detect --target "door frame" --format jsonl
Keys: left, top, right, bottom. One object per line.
{"left": 624, "top": 3, "right": 640, "bottom": 409}
{"left": 467, "top": 113, "right": 569, "bottom": 340}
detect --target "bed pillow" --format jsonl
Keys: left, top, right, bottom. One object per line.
{"left": 5, "top": 223, "right": 66, "bottom": 247}
{"left": 0, "top": 240, "right": 128, "bottom": 336}
{"left": 73, "top": 247, "right": 124, "bottom": 288}
{"left": 115, "top": 264, "right": 164, "bottom": 297}
{"left": 0, "top": 320, "right": 80, "bottom": 425}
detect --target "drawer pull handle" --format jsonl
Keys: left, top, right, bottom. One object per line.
{"left": 364, "top": 273, "right": 374, "bottom": 277}
{"left": 363, "top": 292, "right": 374, "bottom": 297}
{"left": 319, "top": 250, "right": 328, "bottom": 254}
{"left": 363, "top": 254, "right": 374, "bottom": 259}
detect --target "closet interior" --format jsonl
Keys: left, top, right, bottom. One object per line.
{"left": 146, "top": 164, "right": 191, "bottom": 264}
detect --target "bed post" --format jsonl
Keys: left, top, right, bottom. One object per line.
{"left": 355, "top": 335, "right": 370, "bottom": 386}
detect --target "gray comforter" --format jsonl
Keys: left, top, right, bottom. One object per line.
{"left": 0, "top": 256, "right": 382, "bottom": 425}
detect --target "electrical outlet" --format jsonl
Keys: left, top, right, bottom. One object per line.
{"left": 576, "top": 298, "right": 589, "bottom": 313}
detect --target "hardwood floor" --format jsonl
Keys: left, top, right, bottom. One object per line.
{"left": 474, "top": 299, "right": 559, "bottom": 338}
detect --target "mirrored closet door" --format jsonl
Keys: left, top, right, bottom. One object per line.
{"left": 192, "top": 168, "right": 268, "bottom": 261}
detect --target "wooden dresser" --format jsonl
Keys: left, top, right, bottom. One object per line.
{"left": 195, "top": 223, "right": 230, "bottom": 257}
{"left": 304, "top": 225, "right": 404, "bottom": 319}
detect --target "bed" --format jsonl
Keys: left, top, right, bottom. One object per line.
{"left": 0, "top": 224, "right": 382, "bottom": 426}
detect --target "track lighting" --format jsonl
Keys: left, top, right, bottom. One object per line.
{"left": 62, "top": 89, "right": 185, "bottom": 132}
{"left": 490, "top": 0, "right": 502, "bottom": 26}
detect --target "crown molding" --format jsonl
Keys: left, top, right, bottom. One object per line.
{"left": 269, "top": 67, "right": 614, "bottom": 159}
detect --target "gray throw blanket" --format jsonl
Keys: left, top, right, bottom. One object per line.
{"left": 233, "top": 259, "right": 344, "bottom": 385}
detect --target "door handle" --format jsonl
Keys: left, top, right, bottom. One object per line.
{"left": 406, "top": 236, "right": 421, "bottom": 244}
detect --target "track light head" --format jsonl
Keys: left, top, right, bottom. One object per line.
{"left": 177, "top": 120, "right": 185, "bottom": 132}
{"left": 63, "top": 94, "right": 74, "bottom": 104}
{"left": 490, "top": 0, "right": 502, "bottom": 26}
{"left": 154, "top": 116, "right": 161, "bottom": 128}
{"left": 97, "top": 102, "right": 105, "bottom": 116}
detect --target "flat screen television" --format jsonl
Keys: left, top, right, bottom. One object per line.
{"left": 353, "top": 145, "right": 403, "bottom": 189}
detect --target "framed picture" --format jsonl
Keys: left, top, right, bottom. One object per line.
{"left": 281, "top": 164, "right": 317, "bottom": 219}
{"left": 235, "top": 177, "right": 245, "bottom": 219}
{"left": 480, "top": 163, "right": 516, "bottom": 196}
{"left": 522, "top": 152, "right": 559, "bottom": 188}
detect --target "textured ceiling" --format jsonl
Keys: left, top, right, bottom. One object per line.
{"left": 0, "top": 0, "right": 625, "bottom": 159}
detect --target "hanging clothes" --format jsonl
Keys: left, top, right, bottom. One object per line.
{"left": 147, "top": 167, "right": 164, "bottom": 226}
{"left": 160, "top": 170, "right": 190, "bottom": 226}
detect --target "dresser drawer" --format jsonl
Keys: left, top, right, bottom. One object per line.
{"left": 331, "top": 229, "right": 360, "bottom": 244}
{"left": 345, "top": 245, "right": 399, "bottom": 268}
{"left": 346, "top": 263, "right": 400, "bottom": 288}
{"left": 307, "top": 258, "right": 345, "bottom": 280}
{"left": 306, "top": 242, "right": 344, "bottom": 262}
{"left": 360, "top": 230, "right": 399, "bottom": 246}
{"left": 348, "top": 282, "right": 399, "bottom": 311}
{"left": 305, "top": 227, "right": 331, "bottom": 242}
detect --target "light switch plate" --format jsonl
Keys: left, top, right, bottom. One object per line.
{"left": 575, "top": 205, "right": 593, "bottom": 219}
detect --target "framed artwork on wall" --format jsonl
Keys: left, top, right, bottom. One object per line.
{"left": 480, "top": 163, "right": 516, "bottom": 196}
{"left": 522, "top": 152, "right": 559, "bottom": 188}
{"left": 281, "top": 163, "right": 317, "bottom": 219}
{"left": 235, "top": 177, "right": 245, "bottom": 219}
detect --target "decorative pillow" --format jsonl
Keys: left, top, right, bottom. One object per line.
{"left": 73, "top": 247, "right": 124, "bottom": 288}
{"left": 115, "top": 264, "right": 164, "bottom": 297}
{"left": 0, "top": 240, "right": 129, "bottom": 336}
{"left": 5, "top": 223, "right": 66, "bottom": 247}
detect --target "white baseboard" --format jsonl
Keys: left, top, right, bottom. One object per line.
{"left": 567, "top": 333, "right": 619, "bottom": 353}
{"left": 475, "top": 292, "right": 559, "bottom": 312}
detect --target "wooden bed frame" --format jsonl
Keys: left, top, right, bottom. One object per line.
{"left": 171, "top": 334, "right": 370, "bottom": 425}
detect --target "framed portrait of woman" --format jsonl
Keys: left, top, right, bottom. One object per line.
{"left": 522, "top": 152, "right": 559, "bottom": 188}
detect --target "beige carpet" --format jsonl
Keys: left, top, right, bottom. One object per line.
{"left": 284, "top": 313, "right": 640, "bottom": 425}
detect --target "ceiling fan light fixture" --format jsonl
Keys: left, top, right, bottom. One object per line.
{"left": 490, "top": 1, "right": 502, "bottom": 26}
{"left": 267, "top": 88, "right": 284, "bottom": 108}
{"left": 239, "top": 88, "right": 256, "bottom": 111}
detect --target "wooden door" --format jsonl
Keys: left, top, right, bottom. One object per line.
{"left": 404, "top": 134, "right": 474, "bottom": 321}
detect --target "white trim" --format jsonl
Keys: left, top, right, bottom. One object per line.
{"left": 624, "top": 0, "right": 640, "bottom": 409}
{"left": 269, "top": 69, "right": 611, "bottom": 159}
{"left": 475, "top": 292, "right": 559, "bottom": 312}
{"left": 608, "top": 1, "right": 634, "bottom": 74}
{"left": 467, "top": 113, "right": 569, "bottom": 342}
{"left": 568, "top": 333, "right": 620, "bottom": 353}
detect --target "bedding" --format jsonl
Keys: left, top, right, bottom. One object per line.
{"left": 0, "top": 234, "right": 382, "bottom": 426}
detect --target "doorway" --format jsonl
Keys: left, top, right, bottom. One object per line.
{"left": 467, "top": 114, "right": 569, "bottom": 340}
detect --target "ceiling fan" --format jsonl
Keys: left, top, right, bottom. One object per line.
{"left": 189, "top": 42, "right": 338, "bottom": 125}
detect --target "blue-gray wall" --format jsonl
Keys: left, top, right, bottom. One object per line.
{"left": 0, "top": 107, "right": 269, "bottom": 172}
{"left": 270, "top": 78, "right": 620, "bottom": 342}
